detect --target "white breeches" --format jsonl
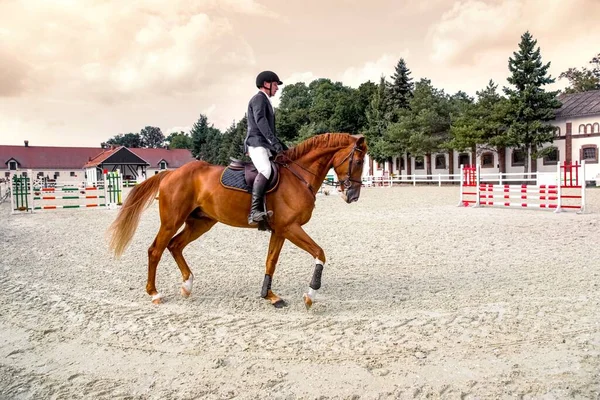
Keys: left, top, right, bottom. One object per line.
{"left": 247, "top": 146, "right": 272, "bottom": 179}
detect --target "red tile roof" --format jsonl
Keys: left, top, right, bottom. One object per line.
{"left": 0, "top": 144, "right": 195, "bottom": 170}
{"left": 0, "top": 145, "right": 104, "bottom": 169}
{"left": 82, "top": 147, "right": 124, "bottom": 168}
{"left": 129, "top": 148, "right": 195, "bottom": 168}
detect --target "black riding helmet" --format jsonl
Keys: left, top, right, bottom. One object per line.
{"left": 256, "top": 71, "right": 283, "bottom": 88}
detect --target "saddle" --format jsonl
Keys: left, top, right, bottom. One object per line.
{"left": 220, "top": 158, "right": 280, "bottom": 193}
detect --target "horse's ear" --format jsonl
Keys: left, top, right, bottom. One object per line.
{"left": 352, "top": 134, "right": 365, "bottom": 146}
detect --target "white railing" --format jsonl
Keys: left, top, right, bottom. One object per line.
{"left": 362, "top": 173, "right": 462, "bottom": 187}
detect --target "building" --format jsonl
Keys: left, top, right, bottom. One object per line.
{"left": 364, "top": 90, "right": 600, "bottom": 183}
{"left": 0, "top": 142, "right": 195, "bottom": 185}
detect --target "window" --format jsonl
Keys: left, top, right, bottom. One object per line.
{"left": 396, "top": 157, "right": 404, "bottom": 170}
{"left": 556, "top": 126, "right": 561, "bottom": 136}
{"left": 581, "top": 145, "right": 598, "bottom": 163}
{"left": 37, "top": 172, "right": 44, "bottom": 177}
{"left": 543, "top": 148, "right": 559, "bottom": 165}
{"left": 586, "top": 124, "right": 593, "bottom": 134}
{"left": 435, "top": 154, "right": 446, "bottom": 169}
{"left": 414, "top": 156, "right": 424, "bottom": 170}
{"left": 593, "top": 123, "right": 599, "bottom": 133}
{"left": 512, "top": 150, "right": 526, "bottom": 166}
{"left": 481, "top": 152, "right": 494, "bottom": 168}
{"left": 4, "top": 172, "right": 10, "bottom": 177}
{"left": 54, "top": 172, "right": 60, "bottom": 177}
{"left": 70, "top": 172, "right": 76, "bottom": 177}
{"left": 22, "top": 171, "right": 27, "bottom": 177}
{"left": 458, "top": 153, "right": 470, "bottom": 167}
{"left": 579, "top": 124, "right": 586, "bottom": 134}
{"left": 159, "top": 161, "right": 167, "bottom": 170}
{"left": 8, "top": 161, "right": 17, "bottom": 170}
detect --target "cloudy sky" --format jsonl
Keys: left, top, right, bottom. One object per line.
{"left": 1, "top": 0, "right": 598, "bottom": 147}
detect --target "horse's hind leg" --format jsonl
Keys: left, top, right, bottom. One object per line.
{"left": 262, "top": 232, "right": 286, "bottom": 308}
{"left": 167, "top": 216, "right": 217, "bottom": 298}
{"left": 281, "top": 223, "right": 326, "bottom": 310}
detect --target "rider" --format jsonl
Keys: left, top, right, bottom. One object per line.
{"left": 244, "top": 70, "right": 288, "bottom": 225}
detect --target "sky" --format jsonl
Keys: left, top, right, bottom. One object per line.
{"left": 1, "top": 0, "right": 598, "bottom": 147}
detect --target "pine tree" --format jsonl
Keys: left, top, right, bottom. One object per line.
{"left": 503, "top": 31, "right": 562, "bottom": 175}
{"left": 387, "top": 58, "right": 413, "bottom": 114}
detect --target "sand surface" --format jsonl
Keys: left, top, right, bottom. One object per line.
{"left": 1, "top": 186, "right": 599, "bottom": 399}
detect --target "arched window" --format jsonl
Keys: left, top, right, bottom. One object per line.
{"left": 581, "top": 145, "right": 598, "bottom": 163}
{"left": 481, "top": 152, "right": 494, "bottom": 168}
{"left": 414, "top": 156, "right": 425, "bottom": 170}
{"left": 586, "top": 124, "right": 593, "bottom": 134}
{"left": 593, "top": 123, "right": 599, "bottom": 133}
{"left": 543, "top": 147, "right": 559, "bottom": 165}
{"left": 511, "top": 149, "right": 526, "bottom": 166}
{"left": 458, "top": 153, "right": 470, "bottom": 167}
{"left": 434, "top": 154, "right": 446, "bottom": 169}
{"left": 579, "top": 124, "right": 586, "bottom": 134}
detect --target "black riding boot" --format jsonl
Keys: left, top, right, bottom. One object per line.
{"left": 248, "top": 173, "right": 270, "bottom": 225}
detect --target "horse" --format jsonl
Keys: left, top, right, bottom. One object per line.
{"left": 108, "top": 133, "right": 367, "bottom": 309}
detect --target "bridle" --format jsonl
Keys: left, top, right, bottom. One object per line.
{"left": 332, "top": 144, "right": 364, "bottom": 189}
{"left": 275, "top": 144, "right": 364, "bottom": 193}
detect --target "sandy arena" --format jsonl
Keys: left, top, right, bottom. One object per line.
{"left": 1, "top": 185, "right": 599, "bottom": 399}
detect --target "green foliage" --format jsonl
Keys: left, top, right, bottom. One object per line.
{"left": 503, "top": 31, "right": 562, "bottom": 173}
{"left": 165, "top": 131, "right": 192, "bottom": 149}
{"left": 559, "top": 52, "right": 600, "bottom": 93}
{"left": 387, "top": 58, "right": 413, "bottom": 112}
{"left": 140, "top": 126, "right": 165, "bottom": 148}
{"left": 448, "top": 80, "right": 509, "bottom": 153}
{"left": 102, "top": 132, "right": 142, "bottom": 148}
{"left": 190, "top": 114, "right": 222, "bottom": 163}
{"left": 385, "top": 79, "right": 452, "bottom": 159}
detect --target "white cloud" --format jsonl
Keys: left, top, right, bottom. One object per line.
{"left": 429, "top": 0, "right": 600, "bottom": 67}
{"left": 339, "top": 52, "right": 410, "bottom": 87}
{"left": 0, "top": 0, "right": 263, "bottom": 101}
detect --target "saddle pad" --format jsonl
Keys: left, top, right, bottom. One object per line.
{"left": 221, "top": 167, "right": 251, "bottom": 193}
{"left": 220, "top": 167, "right": 279, "bottom": 193}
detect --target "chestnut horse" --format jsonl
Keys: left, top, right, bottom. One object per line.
{"left": 108, "top": 133, "right": 367, "bottom": 309}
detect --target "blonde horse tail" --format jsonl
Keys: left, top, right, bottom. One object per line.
{"left": 108, "top": 171, "right": 172, "bottom": 258}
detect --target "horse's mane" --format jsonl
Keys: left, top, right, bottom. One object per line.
{"left": 284, "top": 133, "right": 355, "bottom": 161}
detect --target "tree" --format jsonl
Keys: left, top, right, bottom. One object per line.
{"left": 387, "top": 58, "right": 413, "bottom": 115}
{"left": 140, "top": 126, "right": 165, "bottom": 148}
{"left": 165, "top": 131, "right": 192, "bottom": 149}
{"left": 276, "top": 82, "right": 311, "bottom": 143}
{"left": 364, "top": 76, "right": 390, "bottom": 161}
{"left": 503, "top": 31, "right": 562, "bottom": 175}
{"left": 385, "top": 79, "right": 452, "bottom": 175}
{"left": 559, "top": 53, "right": 600, "bottom": 94}
{"left": 190, "top": 114, "right": 222, "bottom": 162}
{"left": 101, "top": 132, "right": 142, "bottom": 148}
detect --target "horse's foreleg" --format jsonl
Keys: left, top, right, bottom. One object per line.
{"left": 263, "top": 233, "right": 286, "bottom": 308}
{"left": 282, "top": 224, "right": 326, "bottom": 310}
{"left": 147, "top": 224, "right": 181, "bottom": 304}
{"left": 167, "top": 217, "right": 217, "bottom": 298}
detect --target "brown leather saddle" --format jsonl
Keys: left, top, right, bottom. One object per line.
{"left": 220, "top": 158, "right": 280, "bottom": 193}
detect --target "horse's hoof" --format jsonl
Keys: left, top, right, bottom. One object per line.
{"left": 273, "top": 299, "right": 287, "bottom": 308}
{"left": 180, "top": 287, "right": 191, "bottom": 298}
{"left": 303, "top": 293, "right": 313, "bottom": 310}
{"left": 151, "top": 293, "right": 163, "bottom": 304}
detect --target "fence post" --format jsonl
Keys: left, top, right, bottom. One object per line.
{"left": 555, "top": 162, "right": 562, "bottom": 213}
{"left": 438, "top": 174, "right": 441, "bottom": 187}
{"left": 475, "top": 165, "right": 481, "bottom": 207}
{"left": 580, "top": 160, "right": 586, "bottom": 213}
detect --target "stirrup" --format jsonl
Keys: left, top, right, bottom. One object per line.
{"left": 248, "top": 210, "right": 273, "bottom": 225}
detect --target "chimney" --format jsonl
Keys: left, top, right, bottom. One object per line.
{"left": 24, "top": 140, "right": 29, "bottom": 147}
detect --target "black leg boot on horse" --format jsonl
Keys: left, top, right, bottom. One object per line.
{"left": 248, "top": 172, "right": 272, "bottom": 225}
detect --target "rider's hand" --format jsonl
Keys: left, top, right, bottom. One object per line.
{"left": 273, "top": 142, "right": 284, "bottom": 154}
